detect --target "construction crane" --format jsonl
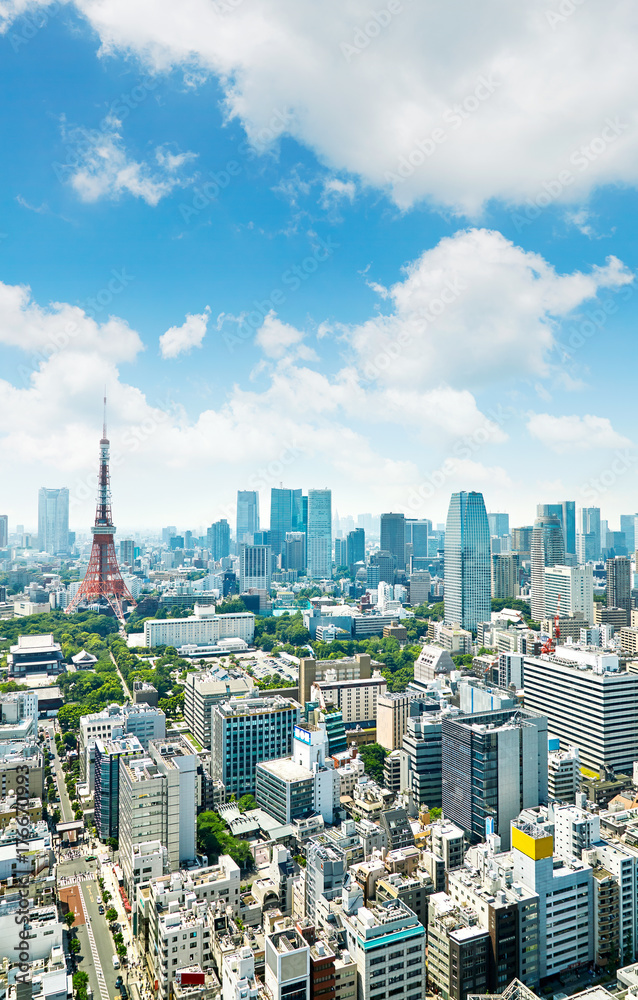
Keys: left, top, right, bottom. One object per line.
{"left": 541, "top": 592, "right": 561, "bottom": 654}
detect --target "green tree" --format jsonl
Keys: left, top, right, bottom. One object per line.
{"left": 105, "top": 907, "right": 118, "bottom": 922}
{"left": 69, "top": 939, "right": 81, "bottom": 954}
{"left": 358, "top": 743, "right": 388, "bottom": 783}
{"left": 238, "top": 794, "right": 257, "bottom": 813}
{"left": 65, "top": 911, "right": 76, "bottom": 928}
{"left": 58, "top": 704, "right": 84, "bottom": 732}
{"left": 429, "top": 807, "right": 442, "bottom": 820}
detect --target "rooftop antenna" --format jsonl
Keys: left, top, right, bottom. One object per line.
{"left": 102, "top": 389, "right": 107, "bottom": 440}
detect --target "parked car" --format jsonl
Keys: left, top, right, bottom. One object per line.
{"left": 98, "top": 905, "right": 104, "bottom": 915}
{"left": 115, "top": 978, "right": 123, "bottom": 989}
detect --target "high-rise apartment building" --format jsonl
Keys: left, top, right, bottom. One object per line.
{"left": 340, "top": 896, "right": 426, "bottom": 1000}
{"left": 119, "top": 539, "right": 135, "bottom": 566}
{"left": 239, "top": 543, "right": 272, "bottom": 591}
{"left": 607, "top": 556, "right": 631, "bottom": 615}
{"left": 530, "top": 507, "right": 565, "bottom": 621}
{"left": 444, "top": 491, "right": 490, "bottom": 633}
{"left": 376, "top": 692, "right": 412, "bottom": 751}
{"left": 207, "top": 519, "right": 230, "bottom": 560}
{"left": 0, "top": 515, "right": 7, "bottom": 548}
{"left": 236, "top": 490, "right": 259, "bottom": 544}
{"left": 284, "top": 531, "right": 307, "bottom": 573}
{"left": 37, "top": 487, "right": 69, "bottom": 554}
{"left": 441, "top": 708, "right": 548, "bottom": 848}
{"left": 211, "top": 695, "right": 300, "bottom": 798}
{"left": 380, "top": 512, "right": 406, "bottom": 572}
{"left": 491, "top": 553, "right": 520, "bottom": 599}
{"left": 307, "top": 489, "right": 332, "bottom": 579}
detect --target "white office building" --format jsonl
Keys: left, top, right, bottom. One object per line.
{"left": 523, "top": 651, "right": 638, "bottom": 772}
{"left": 544, "top": 564, "right": 594, "bottom": 622}
{"left": 144, "top": 608, "right": 255, "bottom": 649}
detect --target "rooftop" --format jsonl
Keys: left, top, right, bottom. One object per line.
{"left": 257, "top": 758, "right": 313, "bottom": 782}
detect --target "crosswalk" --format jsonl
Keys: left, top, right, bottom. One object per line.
{"left": 79, "top": 886, "right": 111, "bottom": 1000}
{"left": 58, "top": 872, "right": 96, "bottom": 887}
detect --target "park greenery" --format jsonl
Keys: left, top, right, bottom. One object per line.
{"left": 197, "top": 811, "right": 254, "bottom": 870}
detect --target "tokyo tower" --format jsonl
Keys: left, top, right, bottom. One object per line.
{"left": 66, "top": 398, "right": 136, "bottom": 624}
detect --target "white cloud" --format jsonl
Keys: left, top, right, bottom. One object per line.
{"left": 343, "top": 228, "right": 633, "bottom": 390}
{"left": 60, "top": 114, "right": 196, "bottom": 205}
{"left": 526, "top": 413, "right": 633, "bottom": 453}
{"left": 320, "top": 178, "right": 356, "bottom": 208}
{"left": 159, "top": 307, "right": 210, "bottom": 359}
{"left": 254, "top": 311, "right": 317, "bottom": 361}
{"left": 4, "top": 0, "right": 638, "bottom": 211}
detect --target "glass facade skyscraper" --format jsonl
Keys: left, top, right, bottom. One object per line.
{"left": 444, "top": 491, "right": 490, "bottom": 633}
{"left": 269, "top": 487, "right": 303, "bottom": 556}
{"left": 307, "top": 488, "right": 332, "bottom": 579}
{"left": 236, "top": 490, "right": 259, "bottom": 544}
{"left": 37, "top": 487, "right": 69, "bottom": 554}
{"left": 531, "top": 507, "right": 565, "bottom": 621}
{"left": 380, "top": 512, "right": 406, "bottom": 571}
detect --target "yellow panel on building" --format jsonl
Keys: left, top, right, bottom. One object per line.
{"left": 511, "top": 826, "right": 553, "bottom": 860}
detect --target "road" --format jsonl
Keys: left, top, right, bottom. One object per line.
{"left": 42, "top": 719, "right": 73, "bottom": 823}
{"left": 110, "top": 650, "right": 132, "bottom": 699}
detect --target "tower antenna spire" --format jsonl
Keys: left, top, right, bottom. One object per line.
{"left": 66, "top": 398, "right": 135, "bottom": 625}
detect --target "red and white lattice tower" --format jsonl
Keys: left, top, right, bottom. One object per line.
{"left": 66, "top": 399, "right": 136, "bottom": 624}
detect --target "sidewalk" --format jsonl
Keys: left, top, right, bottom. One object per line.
{"left": 100, "top": 861, "right": 141, "bottom": 966}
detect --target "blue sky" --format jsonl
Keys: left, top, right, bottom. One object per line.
{"left": 1, "top": 0, "right": 637, "bottom": 533}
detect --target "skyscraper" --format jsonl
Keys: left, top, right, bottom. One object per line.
{"left": 236, "top": 490, "right": 259, "bottom": 544}
{"left": 620, "top": 514, "right": 638, "bottom": 554}
{"left": 544, "top": 501, "right": 575, "bottom": 558}
{"left": 380, "top": 512, "right": 406, "bottom": 571}
{"left": 207, "top": 519, "right": 231, "bottom": 560}
{"left": 579, "top": 507, "right": 601, "bottom": 559}
{"left": 284, "top": 531, "right": 306, "bottom": 573}
{"left": 346, "top": 527, "right": 365, "bottom": 568}
{"left": 239, "top": 543, "right": 272, "bottom": 591}
{"left": 37, "top": 487, "right": 69, "bottom": 554}
{"left": 307, "top": 489, "right": 332, "bottom": 579}
{"left": 0, "top": 515, "right": 7, "bottom": 548}
{"left": 530, "top": 507, "right": 565, "bottom": 622}
{"left": 269, "top": 487, "right": 302, "bottom": 556}
{"left": 444, "top": 491, "right": 490, "bottom": 633}
{"left": 487, "top": 512, "right": 510, "bottom": 538}
{"left": 607, "top": 556, "right": 631, "bottom": 616}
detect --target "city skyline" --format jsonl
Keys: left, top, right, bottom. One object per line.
{"left": 1, "top": 5, "right": 638, "bottom": 528}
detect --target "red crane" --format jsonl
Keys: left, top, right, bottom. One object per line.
{"left": 541, "top": 592, "right": 561, "bottom": 654}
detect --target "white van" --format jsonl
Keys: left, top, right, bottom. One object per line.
{"left": 112, "top": 956, "right": 120, "bottom": 970}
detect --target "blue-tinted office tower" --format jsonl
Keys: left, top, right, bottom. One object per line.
{"left": 270, "top": 487, "right": 303, "bottom": 556}
{"left": 237, "top": 491, "right": 259, "bottom": 544}
{"left": 444, "top": 491, "right": 491, "bottom": 633}
{"left": 347, "top": 528, "right": 365, "bottom": 568}
{"left": 545, "top": 501, "right": 575, "bottom": 557}
{"left": 307, "top": 489, "right": 332, "bottom": 579}
{"left": 487, "top": 512, "right": 509, "bottom": 538}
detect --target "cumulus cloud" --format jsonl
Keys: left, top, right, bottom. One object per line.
{"left": 343, "top": 228, "right": 633, "bottom": 390}
{"left": 159, "top": 307, "right": 210, "bottom": 359}
{"left": 320, "top": 178, "right": 356, "bottom": 208}
{"left": 254, "top": 311, "right": 318, "bottom": 361}
{"left": 60, "top": 114, "right": 196, "bottom": 205}
{"left": 3, "top": 0, "right": 638, "bottom": 212}
{"left": 526, "top": 413, "right": 633, "bottom": 453}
